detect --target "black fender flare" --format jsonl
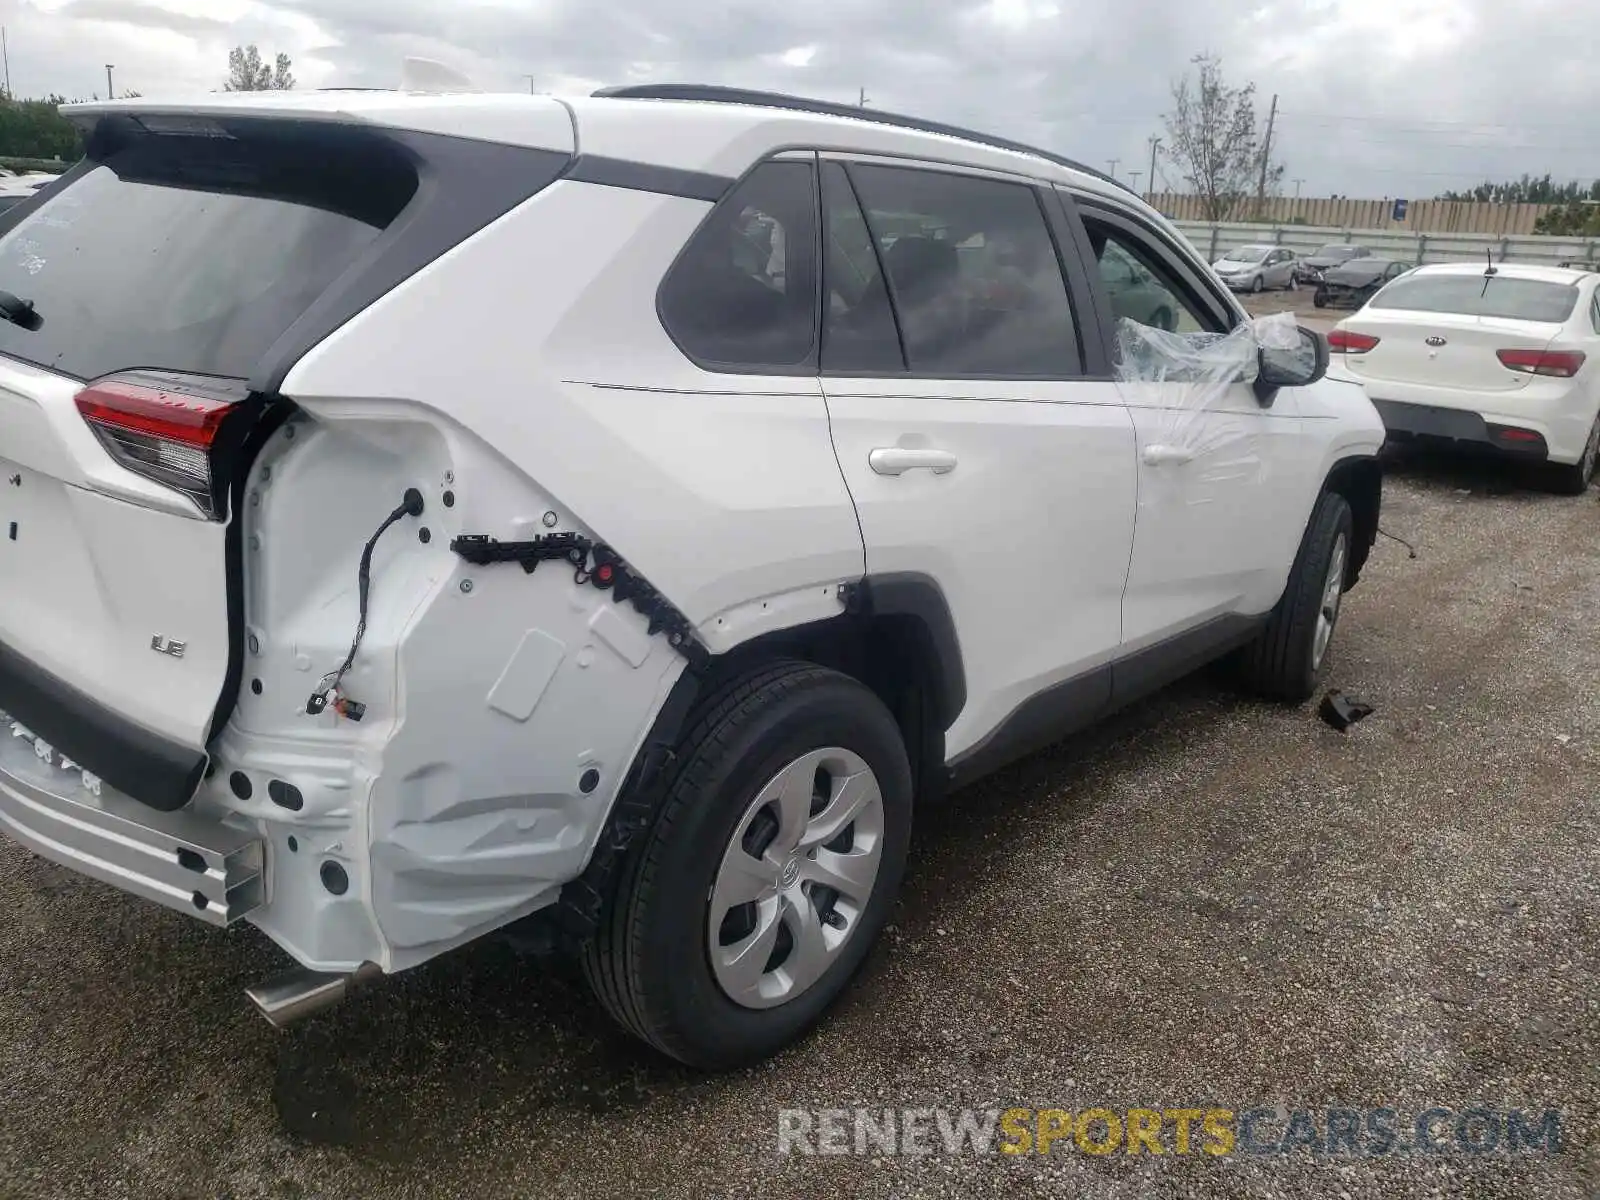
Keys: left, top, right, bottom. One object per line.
{"left": 857, "top": 572, "right": 966, "bottom": 733}
{"left": 1321, "top": 452, "right": 1384, "bottom": 588}
{"left": 542, "top": 571, "right": 967, "bottom": 947}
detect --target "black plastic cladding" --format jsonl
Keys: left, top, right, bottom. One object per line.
{"left": 248, "top": 128, "right": 575, "bottom": 394}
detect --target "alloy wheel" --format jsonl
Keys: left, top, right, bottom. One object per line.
{"left": 1313, "top": 533, "right": 1348, "bottom": 670}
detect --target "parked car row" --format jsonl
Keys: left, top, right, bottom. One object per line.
{"left": 1207, "top": 241, "right": 1424, "bottom": 307}
{"left": 1208, "top": 242, "right": 1374, "bottom": 292}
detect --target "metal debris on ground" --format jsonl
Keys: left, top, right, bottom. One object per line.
{"left": 1319, "top": 689, "right": 1376, "bottom": 731}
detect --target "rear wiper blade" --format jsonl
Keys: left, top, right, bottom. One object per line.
{"left": 0, "top": 289, "right": 38, "bottom": 330}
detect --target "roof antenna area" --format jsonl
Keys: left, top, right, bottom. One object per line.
{"left": 399, "top": 57, "right": 480, "bottom": 94}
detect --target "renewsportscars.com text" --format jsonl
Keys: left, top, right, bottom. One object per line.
{"left": 776, "top": 1106, "right": 1563, "bottom": 1158}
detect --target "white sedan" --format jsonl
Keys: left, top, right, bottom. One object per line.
{"left": 1326, "top": 261, "right": 1600, "bottom": 493}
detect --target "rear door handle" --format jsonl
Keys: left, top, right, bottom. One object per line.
{"left": 868, "top": 447, "right": 958, "bottom": 476}
{"left": 1141, "top": 443, "right": 1196, "bottom": 466}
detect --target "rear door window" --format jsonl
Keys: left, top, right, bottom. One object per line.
{"left": 843, "top": 163, "right": 1080, "bottom": 377}
{"left": 0, "top": 122, "right": 418, "bottom": 382}
{"left": 820, "top": 160, "right": 903, "bottom": 373}
{"left": 1369, "top": 276, "right": 1581, "bottom": 322}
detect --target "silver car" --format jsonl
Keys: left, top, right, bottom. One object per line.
{"left": 1212, "top": 244, "right": 1298, "bottom": 292}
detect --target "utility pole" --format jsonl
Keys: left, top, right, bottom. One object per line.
{"left": 105, "top": 64, "right": 114, "bottom": 100}
{"left": 2, "top": 28, "right": 10, "bottom": 100}
{"left": 1146, "top": 135, "right": 1161, "bottom": 203}
{"left": 858, "top": 87, "right": 869, "bottom": 108}
{"left": 1106, "top": 158, "right": 1120, "bottom": 180}
{"left": 1254, "top": 93, "right": 1279, "bottom": 218}
{"left": 1128, "top": 170, "right": 1142, "bottom": 194}
{"left": 523, "top": 75, "right": 536, "bottom": 95}
{"left": 1293, "top": 178, "right": 1304, "bottom": 199}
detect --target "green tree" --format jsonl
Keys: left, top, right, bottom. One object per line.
{"left": 0, "top": 95, "right": 84, "bottom": 160}
{"left": 1438, "top": 175, "right": 1600, "bottom": 204}
{"left": 1162, "top": 54, "right": 1283, "bottom": 222}
{"left": 1533, "top": 201, "right": 1600, "bottom": 237}
{"left": 225, "top": 45, "right": 295, "bottom": 91}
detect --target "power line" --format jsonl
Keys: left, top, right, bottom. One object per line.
{"left": 1277, "top": 109, "right": 1600, "bottom": 131}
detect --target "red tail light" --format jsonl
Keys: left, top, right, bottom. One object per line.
{"left": 74, "top": 373, "right": 247, "bottom": 519}
{"left": 1495, "top": 349, "right": 1586, "bottom": 378}
{"left": 1328, "top": 329, "right": 1380, "bottom": 353}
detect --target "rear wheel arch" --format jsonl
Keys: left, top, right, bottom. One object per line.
{"left": 702, "top": 573, "right": 963, "bottom": 805}
{"left": 544, "top": 573, "right": 964, "bottom": 948}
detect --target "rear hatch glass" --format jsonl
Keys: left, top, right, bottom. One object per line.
{"left": 0, "top": 119, "right": 417, "bottom": 381}
{"left": 1369, "top": 275, "right": 1580, "bottom": 323}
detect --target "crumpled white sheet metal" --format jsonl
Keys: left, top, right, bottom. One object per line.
{"left": 1112, "top": 312, "right": 1312, "bottom": 481}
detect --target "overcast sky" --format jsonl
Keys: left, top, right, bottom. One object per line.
{"left": 4, "top": 0, "right": 1598, "bottom": 198}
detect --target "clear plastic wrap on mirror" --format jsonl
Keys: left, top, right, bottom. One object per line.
{"left": 1111, "top": 312, "right": 1309, "bottom": 479}
{"left": 1113, "top": 318, "right": 1260, "bottom": 390}
{"left": 1252, "top": 311, "right": 1317, "bottom": 380}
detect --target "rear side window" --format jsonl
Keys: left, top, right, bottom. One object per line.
{"left": 845, "top": 163, "right": 1079, "bottom": 376}
{"left": 658, "top": 159, "right": 820, "bottom": 372}
{"left": 0, "top": 123, "right": 417, "bottom": 382}
{"left": 1370, "top": 275, "right": 1581, "bottom": 322}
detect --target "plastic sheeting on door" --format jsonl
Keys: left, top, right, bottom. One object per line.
{"left": 1112, "top": 312, "right": 1312, "bottom": 480}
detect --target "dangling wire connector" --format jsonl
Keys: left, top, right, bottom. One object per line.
{"left": 306, "top": 488, "right": 425, "bottom": 718}
{"left": 1377, "top": 526, "right": 1418, "bottom": 559}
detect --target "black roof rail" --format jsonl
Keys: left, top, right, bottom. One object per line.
{"left": 591, "top": 82, "right": 1134, "bottom": 195}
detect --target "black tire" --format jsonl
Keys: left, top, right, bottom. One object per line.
{"left": 1238, "top": 491, "right": 1354, "bottom": 702}
{"left": 1313, "top": 288, "right": 1328, "bottom": 309}
{"left": 1250, "top": 274, "right": 1265, "bottom": 293}
{"left": 1546, "top": 412, "right": 1600, "bottom": 495}
{"left": 581, "top": 660, "right": 913, "bottom": 1070}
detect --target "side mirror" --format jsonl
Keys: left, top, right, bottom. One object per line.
{"left": 1253, "top": 326, "right": 1328, "bottom": 404}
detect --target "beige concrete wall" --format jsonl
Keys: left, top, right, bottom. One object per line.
{"left": 1146, "top": 194, "right": 1558, "bottom": 236}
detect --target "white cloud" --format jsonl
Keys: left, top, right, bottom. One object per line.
{"left": 1, "top": 0, "right": 1596, "bottom": 197}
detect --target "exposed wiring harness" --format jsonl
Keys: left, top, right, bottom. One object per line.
{"left": 306, "top": 488, "right": 425, "bottom": 721}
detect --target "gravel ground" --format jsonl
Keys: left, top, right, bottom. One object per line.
{"left": 2, "top": 457, "right": 1598, "bottom": 1200}
{"left": 1240, "top": 286, "right": 1333, "bottom": 328}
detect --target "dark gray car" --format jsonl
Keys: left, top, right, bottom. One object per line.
{"left": 1312, "top": 257, "right": 1412, "bottom": 309}
{"left": 1296, "top": 243, "right": 1373, "bottom": 286}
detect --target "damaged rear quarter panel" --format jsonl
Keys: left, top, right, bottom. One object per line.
{"left": 263, "top": 177, "right": 864, "bottom": 970}
{"left": 229, "top": 400, "right": 689, "bottom": 970}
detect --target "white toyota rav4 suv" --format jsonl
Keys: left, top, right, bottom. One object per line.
{"left": 0, "top": 83, "right": 1385, "bottom": 1069}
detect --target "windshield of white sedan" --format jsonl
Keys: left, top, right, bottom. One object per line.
{"left": 1228, "top": 247, "right": 1270, "bottom": 263}
{"left": 1370, "top": 276, "right": 1581, "bottom": 322}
